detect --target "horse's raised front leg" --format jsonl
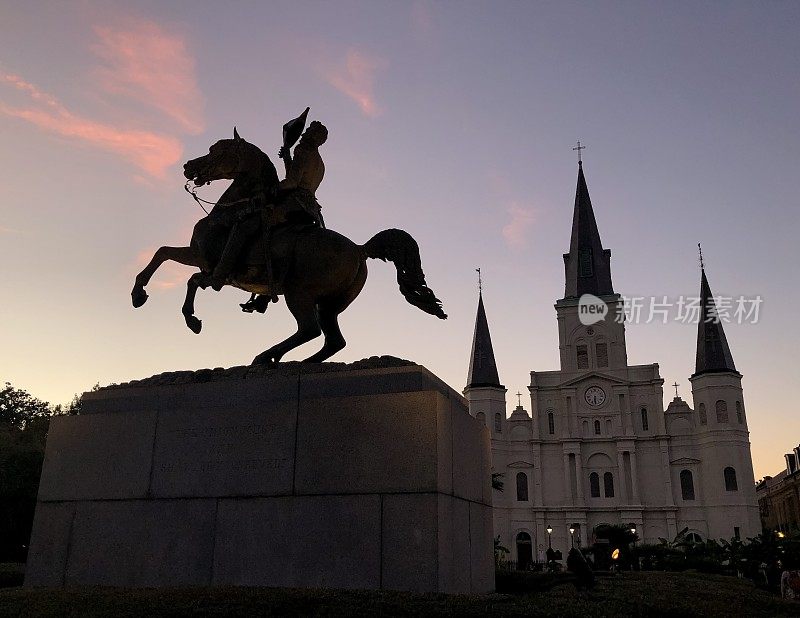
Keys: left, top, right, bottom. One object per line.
{"left": 132, "top": 246, "right": 200, "bottom": 308}
{"left": 252, "top": 293, "right": 321, "bottom": 365}
{"left": 182, "top": 271, "right": 209, "bottom": 334}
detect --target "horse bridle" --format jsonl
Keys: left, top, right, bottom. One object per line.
{"left": 184, "top": 140, "right": 252, "bottom": 215}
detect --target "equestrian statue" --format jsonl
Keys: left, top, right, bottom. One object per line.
{"left": 131, "top": 109, "right": 446, "bottom": 365}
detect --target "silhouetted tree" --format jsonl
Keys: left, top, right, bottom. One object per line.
{"left": 52, "top": 383, "right": 99, "bottom": 416}
{"left": 0, "top": 382, "right": 54, "bottom": 561}
{"left": 0, "top": 382, "right": 51, "bottom": 428}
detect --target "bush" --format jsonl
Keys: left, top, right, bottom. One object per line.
{"left": 0, "top": 563, "right": 24, "bottom": 588}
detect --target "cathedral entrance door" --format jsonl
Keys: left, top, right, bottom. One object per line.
{"left": 516, "top": 532, "right": 533, "bottom": 570}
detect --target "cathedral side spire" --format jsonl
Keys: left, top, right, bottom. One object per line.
{"left": 693, "top": 261, "right": 738, "bottom": 377}
{"left": 562, "top": 161, "right": 615, "bottom": 299}
{"left": 466, "top": 289, "right": 502, "bottom": 389}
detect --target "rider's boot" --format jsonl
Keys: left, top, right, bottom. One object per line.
{"left": 240, "top": 294, "right": 270, "bottom": 314}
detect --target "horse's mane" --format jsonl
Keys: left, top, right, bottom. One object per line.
{"left": 248, "top": 141, "right": 279, "bottom": 189}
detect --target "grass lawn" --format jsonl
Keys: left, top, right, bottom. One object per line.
{"left": 0, "top": 571, "right": 796, "bottom": 617}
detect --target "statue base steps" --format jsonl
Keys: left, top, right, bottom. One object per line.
{"left": 25, "top": 359, "right": 494, "bottom": 594}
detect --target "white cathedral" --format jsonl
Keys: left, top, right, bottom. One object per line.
{"left": 464, "top": 161, "right": 760, "bottom": 565}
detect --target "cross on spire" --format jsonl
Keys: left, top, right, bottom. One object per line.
{"left": 573, "top": 141, "right": 586, "bottom": 164}
{"left": 476, "top": 267, "right": 482, "bottom": 294}
{"left": 516, "top": 391, "right": 522, "bottom": 407}
{"left": 673, "top": 382, "right": 680, "bottom": 398}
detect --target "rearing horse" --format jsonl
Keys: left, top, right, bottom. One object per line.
{"left": 131, "top": 129, "right": 446, "bottom": 365}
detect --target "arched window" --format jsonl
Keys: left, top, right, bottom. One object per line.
{"left": 589, "top": 472, "right": 600, "bottom": 497}
{"left": 494, "top": 413, "right": 502, "bottom": 432}
{"left": 603, "top": 472, "right": 614, "bottom": 497}
{"left": 579, "top": 247, "right": 594, "bottom": 277}
{"left": 724, "top": 466, "right": 738, "bottom": 491}
{"left": 516, "top": 472, "right": 529, "bottom": 501}
{"left": 582, "top": 420, "right": 589, "bottom": 435}
{"left": 716, "top": 400, "right": 728, "bottom": 423}
{"left": 736, "top": 401, "right": 743, "bottom": 424}
{"left": 576, "top": 344, "right": 589, "bottom": 369}
{"left": 475, "top": 412, "right": 485, "bottom": 426}
{"left": 641, "top": 407, "right": 649, "bottom": 431}
{"left": 605, "top": 419, "right": 612, "bottom": 434}
{"left": 680, "top": 470, "right": 695, "bottom": 500}
{"left": 594, "top": 419, "right": 601, "bottom": 435}
{"left": 596, "top": 342, "right": 609, "bottom": 368}
{"left": 698, "top": 403, "right": 707, "bottom": 425}
{"left": 547, "top": 412, "right": 555, "bottom": 435}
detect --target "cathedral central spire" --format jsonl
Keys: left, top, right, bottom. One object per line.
{"left": 562, "top": 162, "right": 615, "bottom": 299}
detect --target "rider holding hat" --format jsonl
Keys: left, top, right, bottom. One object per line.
{"left": 210, "top": 120, "right": 328, "bottom": 293}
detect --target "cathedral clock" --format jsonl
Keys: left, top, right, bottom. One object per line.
{"left": 585, "top": 386, "right": 606, "bottom": 407}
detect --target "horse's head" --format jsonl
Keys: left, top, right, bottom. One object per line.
{"left": 183, "top": 128, "right": 277, "bottom": 187}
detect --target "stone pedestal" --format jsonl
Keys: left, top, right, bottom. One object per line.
{"left": 25, "top": 358, "right": 494, "bottom": 594}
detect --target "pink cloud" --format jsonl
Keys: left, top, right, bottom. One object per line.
{"left": 91, "top": 21, "right": 204, "bottom": 134}
{"left": 0, "top": 72, "right": 182, "bottom": 178}
{"left": 502, "top": 202, "right": 536, "bottom": 249}
{"left": 324, "top": 49, "right": 387, "bottom": 118}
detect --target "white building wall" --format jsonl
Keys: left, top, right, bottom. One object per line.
{"left": 480, "top": 318, "right": 760, "bottom": 555}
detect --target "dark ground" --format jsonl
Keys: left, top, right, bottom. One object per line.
{"left": 1, "top": 571, "right": 798, "bottom": 617}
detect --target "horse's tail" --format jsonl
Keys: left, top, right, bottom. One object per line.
{"left": 362, "top": 229, "right": 447, "bottom": 319}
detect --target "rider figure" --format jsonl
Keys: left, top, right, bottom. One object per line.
{"left": 277, "top": 120, "right": 327, "bottom": 227}
{"left": 210, "top": 120, "right": 328, "bottom": 294}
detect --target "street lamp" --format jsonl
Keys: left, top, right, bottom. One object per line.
{"left": 569, "top": 526, "right": 575, "bottom": 548}
{"left": 630, "top": 525, "right": 637, "bottom": 548}
{"left": 546, "top": 525, "right": 553, "bottom": 549}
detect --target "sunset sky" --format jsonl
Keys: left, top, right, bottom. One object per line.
{"left": 1, "top": 1, "right": 798, "bottom": 479}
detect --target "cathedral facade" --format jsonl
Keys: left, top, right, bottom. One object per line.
{"left": 464, "top": 162, "right": 760, "bottom": 563}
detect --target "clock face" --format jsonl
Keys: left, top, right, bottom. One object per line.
{"left": 585, "top": 386, "right": 606, "bottom": 407}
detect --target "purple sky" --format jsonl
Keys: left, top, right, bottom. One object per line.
{"left": 1, "top": 1, "right": 798, "bottom": 478}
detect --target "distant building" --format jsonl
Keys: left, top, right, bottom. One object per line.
{"left": 464, "top": 161, "right": 760, "bottom": 564}
{"left": 756, "top": 447, "right": 800, "bottom": 534}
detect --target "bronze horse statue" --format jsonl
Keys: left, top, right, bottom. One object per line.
{"left": 131, "top": 130, "right": 446, "bottom": 364}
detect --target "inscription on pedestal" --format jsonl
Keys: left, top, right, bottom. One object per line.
{"left": 151, "top": 407, "right": 296, "bottom": 498}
